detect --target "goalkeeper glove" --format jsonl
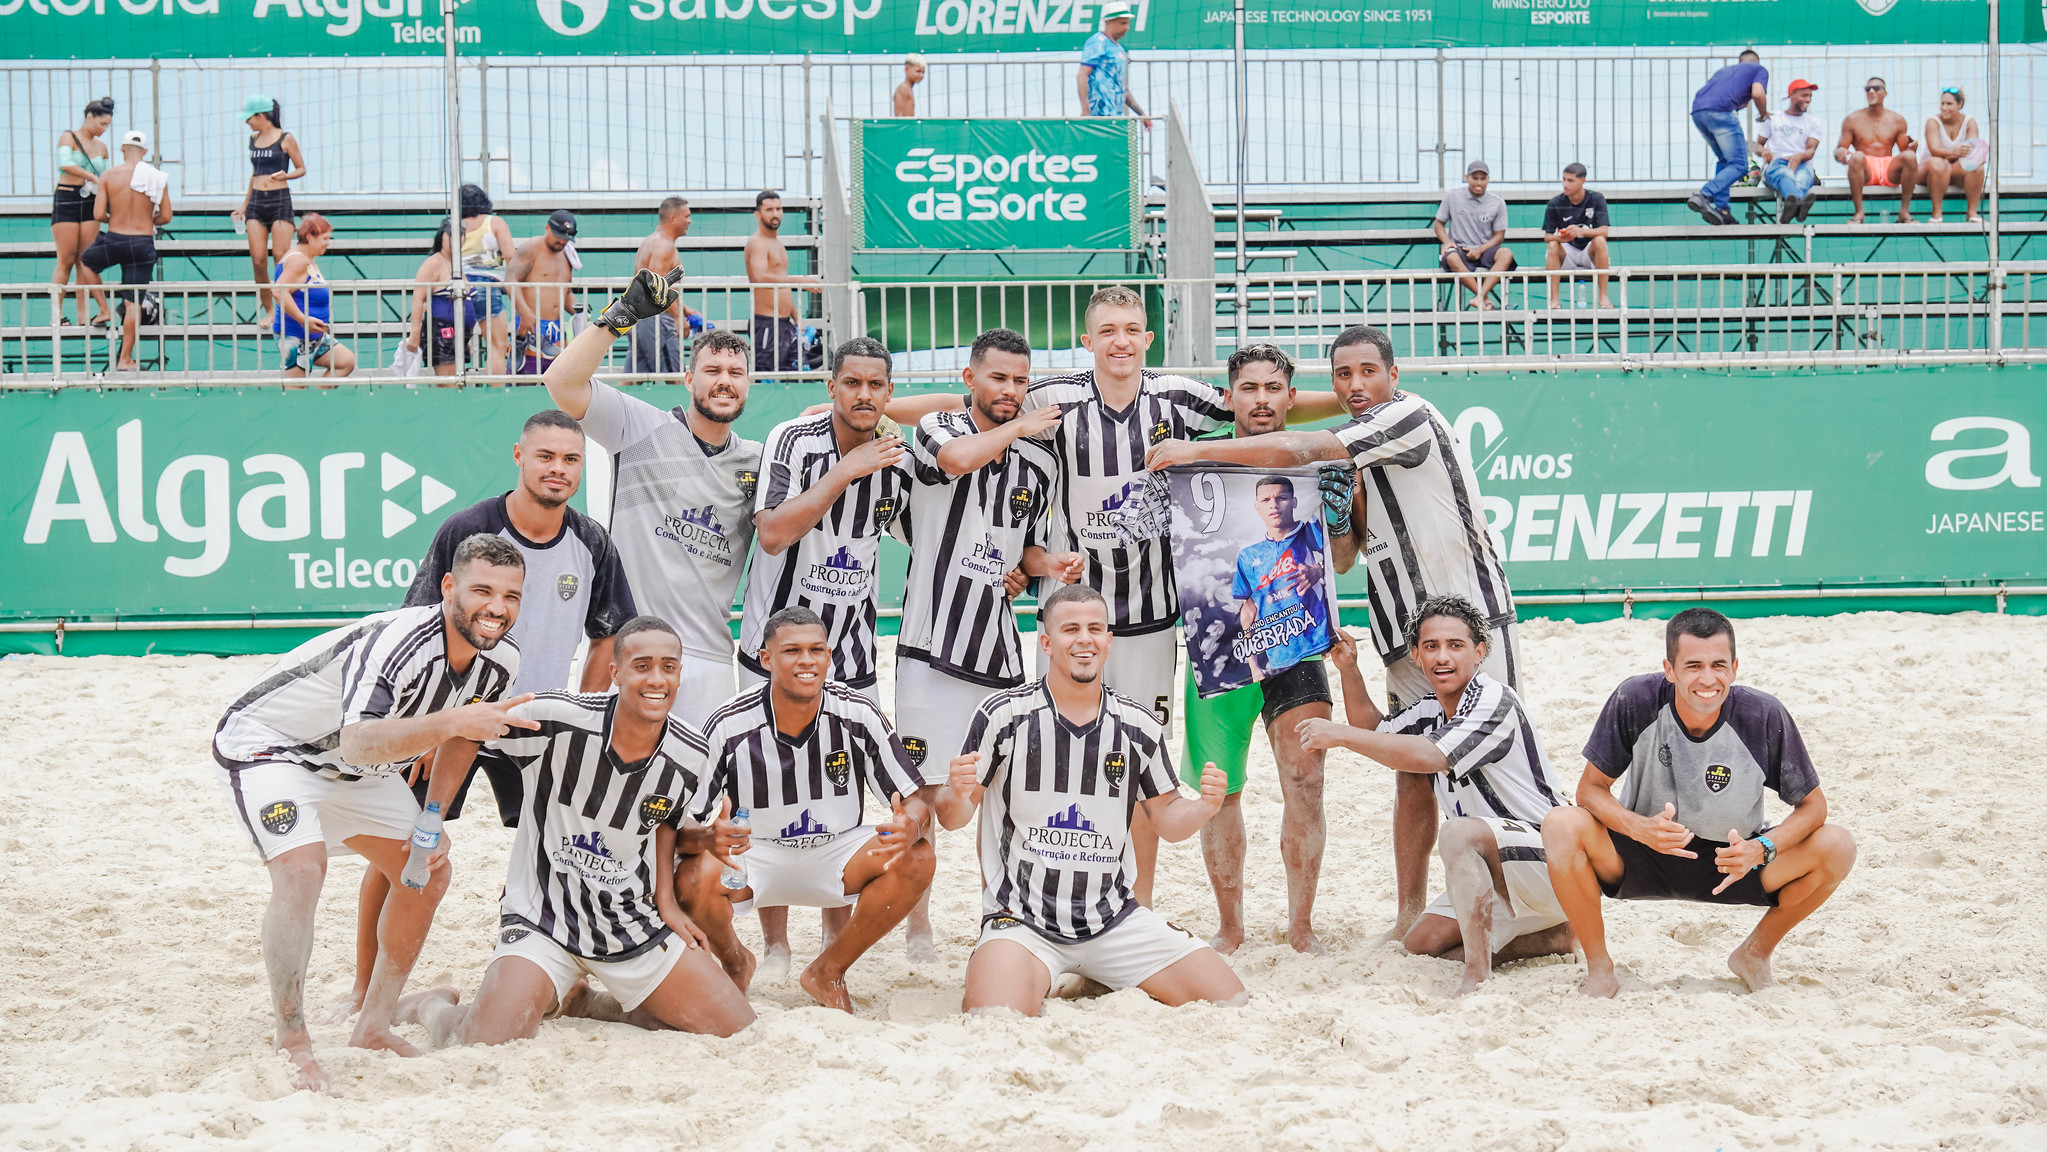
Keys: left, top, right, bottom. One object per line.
{"left": 596, "top": 268, "right": 683, "bottom": 336}
{"left": 1319, "top": 464, "right": 1356, "bottom": 532}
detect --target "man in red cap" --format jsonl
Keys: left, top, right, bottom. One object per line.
{"left": 1756, "top": 80, "right": 1824, "bottom": 223}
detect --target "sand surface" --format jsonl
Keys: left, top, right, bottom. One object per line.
{"left": 3, "top": 613, "right": 2045, "bottom": 1150}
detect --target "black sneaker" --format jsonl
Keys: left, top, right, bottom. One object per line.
{"left": 1799, "top": 193, "right": 1820, "bottom": 222}
{"left": 1686, "top": 193, "right": 1712, "bottom": 219}
{"left": 1704, "top": 203, "right": 1734, "bottom": 226}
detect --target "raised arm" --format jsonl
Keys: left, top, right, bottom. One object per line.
{"left": 1324, "top": 629, "right": 1383, "bottom": 730}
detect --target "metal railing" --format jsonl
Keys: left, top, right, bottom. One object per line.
{"left": 5, "top": 46, "right": 2040, "bottom": 201}
{"left": 7, "top": 263, "right": 2047, "bottom": 385}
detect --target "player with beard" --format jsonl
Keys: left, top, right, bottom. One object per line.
{"left": 943, "top": 584, "right": 1243, "bottom": 1014}
{"left": 546, "top": 275, "right": 761, "bottom": 728}
{"left": 1149, "top": 324, "right": 1517, "bottom": 936}
{"left": 396, "top": 617, "right": 756, "bottom": 1044}
{"left": 213, "top": 534, "right": 535, "bottom": 1091}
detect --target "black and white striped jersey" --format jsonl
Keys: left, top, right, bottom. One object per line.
{"left": 898, "top": 409, "right": 1063, "bottom": 688}
{"left": 1022, "top": 370, "right": 1230, "bottom": 635}
{"left": 962, "top": 681, "right": 1182, "bottom": 942}
{"left": 488, "top": 692, "right": 711, "bottom": 960}
{"left": 736, "top": 413, "right": 913, "bottom": 689}
{"left": 696, "top": 681, "right": 929, "bottom": 846}
{"left": 213, "top": 604, "right": 520, "bottom": 778}
{"left": 1334, "top": 391, "right": 1516, "bottom": 666}
{"left": 1377, "top": 672, "right": 1562, "bottom": 825}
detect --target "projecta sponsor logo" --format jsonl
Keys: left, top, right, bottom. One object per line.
{"left": 914, "top": 0, "right": 1151, "bottom": 37}
{"left": 553, "top": 829, "right": 632, "bottom": 885}
{"left": 803, "top": 544, "right": 872, "bottom": 597}
{"left": 656, "top": 504, "right": 737, "bottom": 564}
{"left": 1082, "top": 480, "right": 1142, "bottom": 529}
{"left": 890, "top": 144, "right": 1101, "bottom": 225}
{"left": 776, "top": 808, "right": 836, "bottom": 848}
{"left": 1704, "top": 764, "right": 1732, "bottom": 794}
{"left": 22, "top": 420, "right": 455, "bottom": 580}
{"left": 961, "top": 535, "right": 1008, "bottom": 581}
{"left": 259, "top": 799, "right": 299, "bottom": 836}
{"left": 1025, "top": 803, "right": 1119, "bottom": 861}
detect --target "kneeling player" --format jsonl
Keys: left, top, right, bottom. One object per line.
{"left": 1304, "top": 597, "right": 1574, "bottom": 997}
{"left": 1543, "top": 608, "right": 1856, "bottom": 997}
{"left": 947, "top": 584, "right": 1244, "bottom": 1014}
{"left": 677, "top": 607, "right": 962, "bottom": 1012}
{"left": 398, "top": 617, "right": 755, "bottom": 1043}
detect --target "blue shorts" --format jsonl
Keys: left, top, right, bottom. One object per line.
{"left": 466, "top": 273, "right": 507, "bottom": 317}
{"left": 516, "top": 315, "right": 565, "bottom": 374}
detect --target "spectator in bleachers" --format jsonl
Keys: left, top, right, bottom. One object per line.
{"left": 1078, "top": 1, "right": 1149, "bottom": 129}
{"left": 272, "top": 213, "right": 356, "bottom": 384}
{"left": 402, "top": 221, "right": 479, "bottom": 383}
{"left": 1435, "top": 160, "right": 1515, "bottom": 312}
{"left": 894, "top": 54, "right": 926, "bottom": 116}
{"left": 1835, "top": 78, "right": 1919, "bottom": 225}
{"left": 1543, "top": 162, "right": 1612, "bottom": 310}
{"left": 82, "top": 131, "right": 170, "bottom": 374}
{"left": 51, "top": 96, "right": 115, "bottom": 329}
{"left": 457, "top": 183, "right": 516, "bottom": 375}
{"left": 234, "top": 97, "right": 305, "bottom": 331}
{"left": 510, "top": 210, "right": 583, "bottom": 377}
{"left": 629, "top": 197, "right": 707, "bottom": 378}
{"left": 1756, "top": 79, "right": 1824, "bottom": 225}
{"left": 1917, "top": 87, "right": 1986, "bottom": 224}
{"left": 747, "top": 191, "right": 824, "bottom": 372}
{"left": 1688, "top": 49, "right": 1770, "bottom": 227}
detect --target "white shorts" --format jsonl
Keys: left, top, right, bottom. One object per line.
{"left": 1558, "top": 242, "right": 1597, "bottom": 271}
{"left": 894, "top": 656, "right": 1003, "bottom": 771}
{"left": 492, "top": 921, "right": 687, "bottom": 1013}
{"left": 1106, "top": 626, "right": 1180, "bottom": 727}
{"left": 729, "top": 825, "right": 878, "bottom": 916}
{"left": 975, "top": 904, "right": 1209, "bottom": 992}
{"left": 219, "top": 758, "right": 419, "bottom": 864}
{"left": 674, "top": 651, "right": 739, "bottom": 730}
{"left": 1421, "top": 815, "right": 1568, "bottom": 954}
{"left": 1387, "top": 621, "right": 1521, "bottom": 713}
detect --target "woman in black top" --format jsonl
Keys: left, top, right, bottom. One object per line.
{"left": 233, "top": 95, "right": 306, "bottom": 329}
{"left": 52, "top": 96, "right": 115, "bottom": 328}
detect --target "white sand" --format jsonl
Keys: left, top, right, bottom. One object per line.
{"left": 3, "top": 613, "right": 2046, "bottom": 1150}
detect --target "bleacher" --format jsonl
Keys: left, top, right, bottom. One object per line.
{"left": 4, "top": 184, "right": 2044, "bottom": 378}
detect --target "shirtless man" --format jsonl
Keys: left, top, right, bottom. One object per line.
{"left": 1836, "top": 77, "right": 1919, "bottom": 224}
{"left": 509, "top": 210, "right": 582, "bottom": 376}
{"left": 746, "top": 191, "right": 823, "bottom": 374}
{"left": 396, "top": 617, "right": 756, "bottom": 1044}
{"left": 81, "top": 131, "right": 171, "bottom": 373}
{"left": 628, "top": 197, "right": 705, "bottom": 379}
{"left": 893, "top": 54, "right": 926, "bottom": 116}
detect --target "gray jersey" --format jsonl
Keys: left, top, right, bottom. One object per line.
{"left": 580, "top": 382, "right": 763, "bottom": 662}
{"left": 1583, "top": 673, "right": 1820, "bottom": 840}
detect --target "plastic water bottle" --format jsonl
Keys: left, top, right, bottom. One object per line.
{"left": 720, "top": 807, "right": 751, "bottom": 890}
{"left": 401, "top": 801, "right": 443, "bottom": 891}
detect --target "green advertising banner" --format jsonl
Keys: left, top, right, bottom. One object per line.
{"left": 853, "top": 118, "right": 1140, "bottom": 251}
{"left": 0, "top": 0, "right": 2012, "bottom": 59}
{"left": 2, "top": 366, "right": 2040, "bottom": 652}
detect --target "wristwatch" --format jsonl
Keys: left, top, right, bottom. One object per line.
{"left": 1756, "top": 834, "right": 1777, "bottom": 866}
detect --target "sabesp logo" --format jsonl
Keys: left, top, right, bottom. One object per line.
{"left": 1925, "top": 417, "right": 2040, "bottom": 491}
{"left": 537, "top": 0, "right": 606, "bottom": 35}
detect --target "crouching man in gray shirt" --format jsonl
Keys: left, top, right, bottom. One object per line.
{"left": 1543, "top": 608, "right": 1857, "bottom": 998}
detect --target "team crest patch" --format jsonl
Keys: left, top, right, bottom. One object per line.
{"left": 873, "top": 495, "right": 898, "bottom": 529}
{"left": 557, "top": 572, "right": 580, "bottom": 601}
{"left": 902, "top": 737, "right": 928, "bottom": 766}
{"left": 500, "top": 926, "right": 530, "bottom": 944}
{"left": 987, "top": 912, "right": 1024, "bottom": 931}
{"left": 258, "top": 799, "right": 298, "bottom": 836}
{"left": 1658, "top": 743, "right": 1673, "bottom": 769}
{"left": 825, "top": 749, "right": 852, "bottom": 788}
{"left": 641, "top": 795, "right": 675, "bottom": 829}
{"left": 1704, "top": 764, "right": 1733, "bottom": 794}
{"left": 1009, "top": 486, "right": 1035, "bottom": 519}
{"left": 1104, "top": 750, "right": 1127, "bottom": 788}
{"left": 736, "top": 469, "right": 758, "bottom": 500}
{"left": 1149, "top": 419, "right": 1172, "bottom": 446}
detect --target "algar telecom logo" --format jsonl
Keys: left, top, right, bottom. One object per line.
{"left": 21, "top": 419, "right": 456, "bottom": 579}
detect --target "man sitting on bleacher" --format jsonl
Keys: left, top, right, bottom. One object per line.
{"left": 1434, "top": 160, "right": 1515, "bottom": 312}
{"left": 1543, "top": 163, "right": 1612, "bottom": 310}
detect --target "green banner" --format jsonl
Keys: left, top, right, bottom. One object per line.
{"left": 0, "top": 0, "right": 2011, "bottom": 59}
{"left": 2, "top": 366, "right": 2041, "bottom": 641}
{"left": 854, "top": 118, "right": 1140, "bottom": 251}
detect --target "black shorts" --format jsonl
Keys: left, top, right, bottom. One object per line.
{"left": 1441, "top": 243, "right": 1516, "bottom": 273}
{"left": 1600, "top": 828, "right": 1778, "bottom": 907}
{"left": 408, "top": 748, "right": 525, "bottom": 827}
{"left": 79, "top": 231, "right": 156, "bottom": 302}
{"left": 753, "top": 314, "right": 822, "bottom": 372}
{"left": 1258, "top": 660, "right": 1331, "bottom": 726}
{"left": 52, "top": 185, "right": 95, "bottom": 224}
{"left": 246, "top": 188, "right": 294, "bottom": 228}
{"left": 421, "top": 313, "right": 479, "bottom": 367}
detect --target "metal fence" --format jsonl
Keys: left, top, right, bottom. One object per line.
{"left": 5, "top": 46, "right": 2042, "bottom": 201}
{"left": 9, "top": 263, "right": 2047, "bottom": 385}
